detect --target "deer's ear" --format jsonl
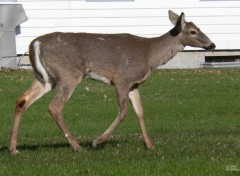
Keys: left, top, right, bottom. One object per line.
{"left": 169, "top": 10, "right": 180, "bottom": 26}
{"left": 174, "top": 13, "right": 186, "bottom": 32}
{"left": 169, "top": 10, "right": 186, "bottom": 30}
{"left": 178, "top": 12, "right": 186, "bottom": 31}
{"left": 170, "top": 12, "right": 186, "bottom": 36}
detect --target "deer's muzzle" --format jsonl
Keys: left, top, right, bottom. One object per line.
{"left": 205, "top": 43, "right": 216, "bottom": 50}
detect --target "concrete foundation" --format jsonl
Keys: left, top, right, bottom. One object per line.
{"left": 159, "top": 50, "right": 240, "bottom": 69}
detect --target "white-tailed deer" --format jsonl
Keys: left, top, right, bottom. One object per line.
{"left": 9, "top": 10, "right": 215, "bottom": 154}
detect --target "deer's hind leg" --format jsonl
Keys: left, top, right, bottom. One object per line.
{"left": 48, "top": 77, "right": 83, "bottom": 152}
{"left": 9, "top": 80, "right": 52, "bottom": 155}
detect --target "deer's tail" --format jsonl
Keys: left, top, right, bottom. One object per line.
{"left": 29, "top": 40, "right": 51, "bottom": 85}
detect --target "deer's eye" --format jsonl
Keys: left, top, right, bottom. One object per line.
{"left": 190, "top": 30, "right": 197, "bottom": 35}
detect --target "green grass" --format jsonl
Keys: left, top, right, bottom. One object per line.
{"left": 0, "top": 68, "right": 240, "bottom": 176}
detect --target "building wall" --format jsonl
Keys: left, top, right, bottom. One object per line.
{"left": 15, "top": 0, "right": 240, "bottom": 55}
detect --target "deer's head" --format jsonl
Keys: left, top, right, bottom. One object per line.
{"left": 169, "top": 10, "right": 216, "bottom": 50}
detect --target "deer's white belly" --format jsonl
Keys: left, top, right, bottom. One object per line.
{"left": 85, "top": 71, "right": 111, "bottom": 84}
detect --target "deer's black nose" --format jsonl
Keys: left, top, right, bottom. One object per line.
{"left": 208, "top": 43, "right": 216, "bottom": 50}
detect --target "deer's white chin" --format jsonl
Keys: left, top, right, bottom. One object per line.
{"left": 178, "top": 44, "right": 185, "bottom": 51}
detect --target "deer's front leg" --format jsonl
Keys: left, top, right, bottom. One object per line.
{"left": 93, "top": 84, "right": 129, "bottom": 148}
{"left": 129, "top": 88, "right": 154, "bottom": 149}
{"left": 48, "top": 79, "right": 82, "bottom": 152}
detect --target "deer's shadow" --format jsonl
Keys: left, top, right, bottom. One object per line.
{"left": 0, "top": 139, "right": 119, "bottom": 153}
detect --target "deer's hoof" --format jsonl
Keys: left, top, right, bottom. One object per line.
{"left": 72, "top": 146, "right": 82, "bottom": 153}
{"left": 147, "top": 145, "right": 155, "bottom": 150}
{"left": 92, "top": 139, "right": 105, "bottom": 149}
{"left": 145, "top": 142, "right": 155, "bottom": 150}
{"left": 8, "top": 145, "right": 19, "bottom": 155}
{"left": 92, "top": 140, "right": 98, "bottom": 148}
{"left": 9, "top": 149, "right": 19, "bottom": 155}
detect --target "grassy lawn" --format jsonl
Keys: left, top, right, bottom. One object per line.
{"left": 0, "top": 68, "right": 240, "bottom": 176}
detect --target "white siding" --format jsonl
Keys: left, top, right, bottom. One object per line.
{"left": 16, "top": 0, "right": 240, "bottom": 53}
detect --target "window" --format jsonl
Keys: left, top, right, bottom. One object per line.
{"left": 205, "top": 56, "right": 240, "bottom": 63}
{"left": 202, "top": 55, "right": 240, "bottom": 68}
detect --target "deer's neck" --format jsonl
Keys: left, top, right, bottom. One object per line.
{"left": 148, "top": 32, "right": 184, "bottom": 69}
